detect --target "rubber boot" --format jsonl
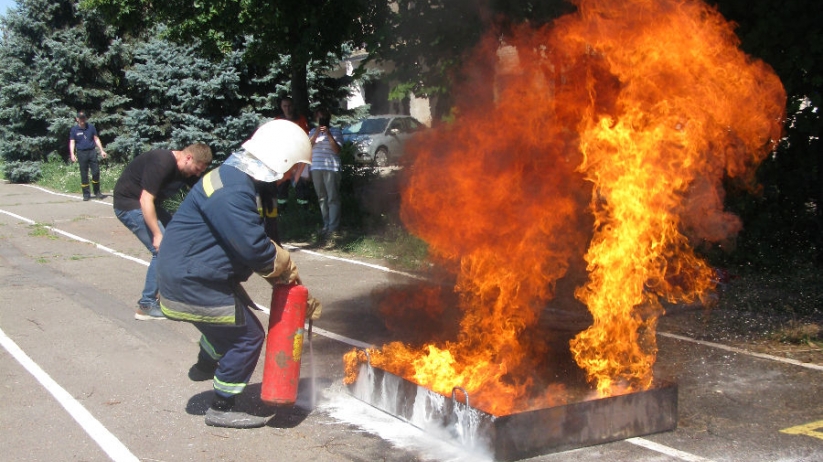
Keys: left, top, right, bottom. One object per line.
{"left": 92, "top": 181, "right": 103, "bottom": 199}
{"left": 188, "top": 358, "right": 217, "bottom": 381}
{"left": 205, "top": 396, "right": 268, "bottom": 429}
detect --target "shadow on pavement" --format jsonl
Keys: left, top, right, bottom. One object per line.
{"left": 184, "top": 378, "right": 333, "bottom": 428}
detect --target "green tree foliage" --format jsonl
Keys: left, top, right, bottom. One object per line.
{"left": 0, "top": 0, "right": 130, "bottom": 162}
{"left": 82, "top": 0, "right": 391, "bottom": 118}
{"left": 251, "top": 44, "right": 375, "bottom": 121}
{"left": 0, "top": 0, "right": 266, "bottom": 164}
{"left": 365, "top": 0, "right": 573, "bottom": 121}
{"left": 3, "top": 161, "right": 42, "bottom": 183}
{"left": 0, "top": 0, "right": 361, "bottom": 166}
{"left": 115, "top": 31, "right": 357, "bottom": 162}
{"left": 114, "top": 28, "right": 264, "bottom": 161}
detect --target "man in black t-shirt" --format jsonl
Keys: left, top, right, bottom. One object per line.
{"left": 113, "top": 143, "right": 213, "bottom": 320}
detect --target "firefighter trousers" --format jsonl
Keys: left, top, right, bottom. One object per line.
{"left": 193, "top": 305, "right": 265, "bottom": 399}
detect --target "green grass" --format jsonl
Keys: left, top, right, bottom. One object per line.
{"left": 770, "top": 320, "right": 821, "bottom": 345}
{"left": 28, "top": 223, "right": 57, "bottom": 239}
{"left": 344, "top": 224, "right": 429, "bottom": 271}
{"left": 37, "top": 158, "right": 124, "bottom": 195}
{"left": 8, "top": 156, "right": 823, "bottom": 350}
{"left": 275, "top": 200, "right": 430, "bottom": 272}
{"left": 20, "top": 157, "right": 431, "bottom": 273}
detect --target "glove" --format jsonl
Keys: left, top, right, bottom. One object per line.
{"left": 261, "top": 241, "right": 301, "bottom": 285}
{"left": 306, "top": 295, "right": 322, "bottom": 321}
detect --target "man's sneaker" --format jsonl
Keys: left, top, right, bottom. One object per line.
{"left": 135, "top": 304, "right": 166, "bottom": 321}
{"left": 188, "top": 360, "right": 217, "bottom": 381}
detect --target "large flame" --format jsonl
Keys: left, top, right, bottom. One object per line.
{"left": 344, "top": 0, "right": 785, "bottom": 414}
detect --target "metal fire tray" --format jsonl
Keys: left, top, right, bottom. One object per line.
{"left": 346, "top": 362, "right": 677, "bottom": 461}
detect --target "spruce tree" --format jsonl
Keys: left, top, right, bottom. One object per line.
{"left": 114, "top": 28, "right": 264, "bottom": 161}
{"left": 0, "top": 0, "right": 368, "bottom": 169}
{"left": 0, "top": 0, "right": 129, "bottom": 162}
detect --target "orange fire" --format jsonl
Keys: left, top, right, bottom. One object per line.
{"left": 344, "top": 0, "right": 785, "bottom": 414}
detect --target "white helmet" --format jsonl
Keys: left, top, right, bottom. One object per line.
{"left": 241, "top": 119, "right": 311, "bottom": 177}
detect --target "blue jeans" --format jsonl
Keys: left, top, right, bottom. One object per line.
{"left": 311, "top": 169, "right": 341, "bottom": 232}
{"left": 115, "top": 208, "right": 165, "bottom": 308}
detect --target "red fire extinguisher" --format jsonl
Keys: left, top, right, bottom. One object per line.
{"left": 261, "top": 283, "right": 308, "bottom": 405}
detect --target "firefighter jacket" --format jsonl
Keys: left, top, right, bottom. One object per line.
{"left": 157, "top": 165, "right": 277, "bottom": 325}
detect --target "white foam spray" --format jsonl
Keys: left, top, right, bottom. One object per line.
{"left": 320, "top": 382, "right": 493, "bottom": 462}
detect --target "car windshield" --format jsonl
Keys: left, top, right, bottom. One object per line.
{"left": 343, "top": 118, "right": 390, "bottom": 135}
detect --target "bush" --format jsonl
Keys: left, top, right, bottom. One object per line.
{"left": 3, "top": 161, "right": 42, "bottom": 184}
{"left": 339, "top": 141, "right": 381, "bottom": 229}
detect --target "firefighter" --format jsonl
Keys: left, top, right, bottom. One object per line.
{"left": 156, "top": 120, "right": 317, "bottom": 428}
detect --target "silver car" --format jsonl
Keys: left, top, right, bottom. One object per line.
{"left": 343, "top": 115, "right": 426, "bottom": 166}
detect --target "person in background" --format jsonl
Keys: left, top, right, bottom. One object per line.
{"left": 156, "top": 120, "right": 321, "bottom": 428}
{"left": 113, "top": 143, "right": 212, "bottom": 320}
{"left": 309, "top": 107, "right": 344, "bottom": 247}
{"left": 69, "top": 111, "right": 108, "bottom": 201}
{"left": 276, "top": 96, "right": 309, "bottom": 132}
{"left": 274, "top": 96, "right": 312, "bottom": 214}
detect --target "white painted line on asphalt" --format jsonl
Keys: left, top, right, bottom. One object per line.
{"left": 0, "top": 209, "right": 148, "bottom": 266}
{"left": 288, "top": 246, "right": 427, "bottom": 281}
{"left": 6, "top": 195, "right": 823, "bottom": 375}
{"left": 309, "top": 326, "right": 374, "bottom": 349}
{"left": 0, "top": 206, "right": 374, "bottom": 352}
{"left": 658, "top": 331, "right": 823, "bottom": 372}
{"left": 0, "top": 327, "right": 140, "bottom": 462}
{"left": 626, "top": 437, "right": 717, "bottom": 462}
{"left": 2, "top": 188, "right": 713, "bottom": 462}
{"left": 299, "top": 246, "right": 823, "bottom": 378}
{"left": 252, "top": 302, "right": 373, "bottom": 349}
{"left": 22, "top": 184, "right": 108, "bottom": 203}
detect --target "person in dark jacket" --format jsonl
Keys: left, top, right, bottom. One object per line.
{"left": 69, "top": 111, "right": 109, "bottom": 200}
{"left": 274, "top": 96, "right": 311, "bottom": 214}
{"left": 157, "top": 120, "right": 318, "bottom": 429}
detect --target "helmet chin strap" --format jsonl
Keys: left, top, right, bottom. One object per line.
{"left": 223, "top": 150, "right": 284, "bottom": 183}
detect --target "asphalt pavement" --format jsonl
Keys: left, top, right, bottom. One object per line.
{"left": 1, "top": 181, "right": 822, "bottom": 462}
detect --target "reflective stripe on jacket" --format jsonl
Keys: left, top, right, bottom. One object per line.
{"left": 157, "top": 165, "right": 277, "bottom": 325}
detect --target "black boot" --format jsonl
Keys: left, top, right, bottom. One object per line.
{"left": 92, "top": 181, "right": 104, "bottom": 199}
{"left": 205, "top": 395, "right": 268, "bottom": 429}
{"left": 188, "top": 358, "right": 217, "bottom": 381}
{"left": 82, "top": 185, "right": 91, "bottom": 201}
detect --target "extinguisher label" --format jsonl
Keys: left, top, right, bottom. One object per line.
{"left": 293, "top": 329, "right": 304, "bottom": 362}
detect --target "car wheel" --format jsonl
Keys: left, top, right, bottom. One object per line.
{"left": 374, "top": 147, "right": 389, "bottom": 167}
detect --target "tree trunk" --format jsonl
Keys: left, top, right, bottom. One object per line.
{"left": 815, "top": 136, "right": 823, "bottom": 266}
{"left": 290, "top": 58, "right": 310, "bottom": 121}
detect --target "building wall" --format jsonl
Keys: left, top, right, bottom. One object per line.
{"left": 337, "top": 54, "right": 433, "bottom": 127}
